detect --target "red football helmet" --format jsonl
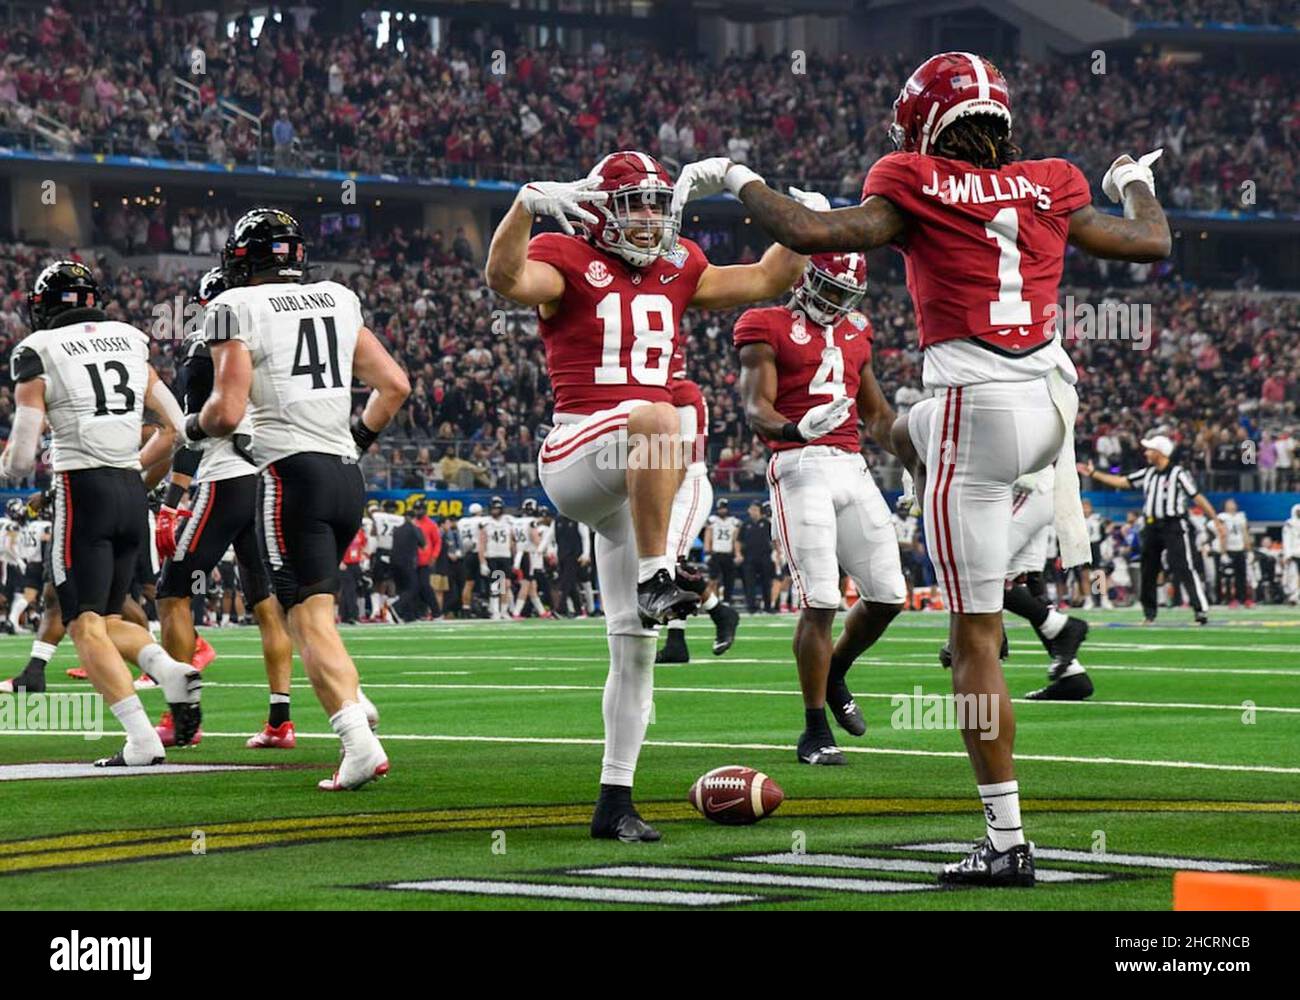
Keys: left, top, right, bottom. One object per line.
{"left": 586, "top": 151, "right": 680, "bottom": 268}
{"left": 889, "top": 52, "right": 1012, "bottom": 157}
{"left": 793, "top": 252, "right": 868, "bottom": 326}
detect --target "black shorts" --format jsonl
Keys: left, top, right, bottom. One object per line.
{"left": 371, "top": 551, "right": 393, "bottom": 583}
{"left": 52, "top": 467, "right": 148, "bottom": 621}
{"left": 21, "top": 560, "right": 43, "bottom": 592}
{"left": 487, "top": 556, "right": 513, "bottom": 580}
{"left": 158, "top": 474, "right": 271, "bottom": 608}
{"left": 463, "top": 551, "right": 481, "bottom": 580}
{"left": 218, "top": 560, "right": 238, "bottom": 591}
{"left": 257, "top": 452, "right": 364, "bottom": 610}
{"left": 1090, "top": 541, "right": 1103, "bottom": 567}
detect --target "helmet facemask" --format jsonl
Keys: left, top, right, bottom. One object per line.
{"left": 597, "top": 185, "right": 680, "bottom": 268}
{"left": 795, "top": 265, "right": 866, "bottom": 326}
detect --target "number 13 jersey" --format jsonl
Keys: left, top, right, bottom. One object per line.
{"left": 205, "top": 279, "right": 363, "bottom": 467}
{"left": 527, "top": 233, "right": 709, "bottom": 417}
{"left": 9, "top": 319, "right": 150, "bottom": 472}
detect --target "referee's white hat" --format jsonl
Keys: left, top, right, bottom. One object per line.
{"left": 1140, "top": 434, "right": 1174, "bottom": 457}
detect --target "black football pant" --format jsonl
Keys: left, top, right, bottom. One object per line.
{"left": 709, "top": 554, "right": 738, "bottom": 603}
{"left": 338, "top": 564, "right": 362, "bottom": 623}
{"left": 1140, "top": 519, "right": 1208, "bottom": 620}
{"left": 741, "top": 554, "right": 774, "bottom": 612}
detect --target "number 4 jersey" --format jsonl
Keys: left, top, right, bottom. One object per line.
{"left": 9, "top": 319, "right": 150, "bottom": 471}
{"left": 526, "top": 233, "right": 709, "bottom": 416}
{"left": 733, "top": 306, "right": 874, "bottom": 453}
{"left": 863, "top": 151, "right": 1090, "bottom": 388}
{"left": 204, "top": 279, "right": 363, "bottom": 467}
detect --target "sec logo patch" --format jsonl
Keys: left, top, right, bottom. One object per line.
{"left": 585, "top": 260, "right": 613, "bottom": 288}
{"left": 790, "top": 315, "right": 810, "bottom": 345}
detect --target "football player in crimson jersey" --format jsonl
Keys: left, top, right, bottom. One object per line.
{"left": 735, "top": 252, "right": 906, "bottom": 767}
{"left": 678, "top": 52, "right": 1172, "bottom": 886}
{"left": 485, "top": 150, "right": 808, "bottom": 842}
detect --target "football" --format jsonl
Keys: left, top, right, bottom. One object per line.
{"left": 688, "top": 766, "right": 784, "bottom": 825}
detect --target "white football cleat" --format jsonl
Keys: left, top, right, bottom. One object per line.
{"left": 317, "top": 739, "right": 389, "bottom": 791}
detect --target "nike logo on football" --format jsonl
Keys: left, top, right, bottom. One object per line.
{"left": 659, "top": 273, "right": 680, "bottom": 284}
{"left": 705, "top": 796, "right": 745, "bottom": 812}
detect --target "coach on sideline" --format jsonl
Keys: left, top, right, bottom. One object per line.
{"left": 1079, "top": 434, "right": 1225, "bottom": 625}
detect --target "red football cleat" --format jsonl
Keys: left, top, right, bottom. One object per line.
{"left": 191, "top": 635, "right": 216, "bottom": 671}
{"left": 246, "top": 720, "right": 296, "bottom": 749}
{"left": 156, "top": 710, "right": 202, "bottom": 748}
{"left": 66, "top": 667, "right": 88, "bottom": 680}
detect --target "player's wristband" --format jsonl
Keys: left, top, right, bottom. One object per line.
{"left": 163, "top": 482, "right": 187, "bottom": 509}
{"left": 724, "top": 164, "right": 764, "bottom": 197}
{"left": 184, "top": 413, "right": 208, "bottom": 443}
{"left": 780, "top": 422, "right": 805, "bottom": 444}
{"left": 351, "top": 418, "right": 379, "bottom": 452}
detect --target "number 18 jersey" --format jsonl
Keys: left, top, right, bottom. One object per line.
{"left": 205, "top": 279, "right": 363, "bottom": 467}
{"left": 527, "top": 233, "right": 708, "bottom": 417}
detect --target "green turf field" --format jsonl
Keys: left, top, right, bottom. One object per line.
{"left": 1, "top": 607, "right": 1297, "bottom": 910}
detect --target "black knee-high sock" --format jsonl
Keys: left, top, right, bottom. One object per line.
{"left": 1004, "top": 584, "right": 1050, "bottom": 629}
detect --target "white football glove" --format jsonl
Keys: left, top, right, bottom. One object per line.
{"left": 787, "top": 186, "right": 830, "bottom": 212}
{"left": 1102, "top": 148, "right": 1163, "bottom": 204}
{"left": 671, "top": 158, "right": 765, "bottom": 216}
{"left": 517, "top": 177, "right": 608, "bottom": 235}
{"left": 796, "top": 396, "right": 853, "bottom": 442}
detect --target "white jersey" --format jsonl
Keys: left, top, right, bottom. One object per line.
{"left": 1283, "top": 519, "right": 1300, "bottom": 559}
{"left": 459, "top": 515, "right": 484, "bottom": 554}
{"left": 179, "top": 332, "right": 256, "bottom": 483}
{"left": 707, "top": 515, "right": 740, "bottom": 553}
{"left": 16, "top": 519, "right": 49, "bottom": 564}
{"left": 534, "top": 521, "right": 556, "bottom": 560}
{"left": 481, "top": 515, "right": 513, "bottom": 558}
{"left": 0, "top": 518, "right": 22, "bottom": 568}
{"left": 10, "top": 318, "right": 151, "bottom": 471}
{"left": 1086, "top": 513, "right": 1104, "bottom": 544}
{"left": 894, "top": 512, "right": 917, "bottom": 545}
{"left": 511, "top": 515, "right": 537, "bottom": 554}
{"left": 370, "top": 511, "right": 403, "bottom": 552}
{"left": 1218, "top": 511, "right": 1248, "bottom": 553}
{"left": 205, "top": 279, "right": 364, "bottom": 467}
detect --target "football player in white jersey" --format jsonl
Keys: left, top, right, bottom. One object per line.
{"left": 155, "top": 267, "right": 298, "bottom": 749}
{"left": 1, "top": 261, "right": 201, "bottom": 763}
{"left": 368, "top": 500, "right": 404, "bottom": 622}
{"left": 479, "top": 496, "right": 515, "bottom": 620}
{"left": 509, "top": 498, "right": 547, "bottom": 618}
{"left": 1282, "top": 504, "right": 1300, "bottom": 604}
{"left": 189, "top": 209, "right": 410, "bottom": 790}
{"left": 703, "top": 500, "right": 743, "bottom": 603}
{"left": 458, "top": 502, "right": 486, "bottom": 612}
{"left": 1217, "top": 498, "right": 1251, "bottom": 606}
{"left": 5, "top": 497, "right": 47, "bottom": 631}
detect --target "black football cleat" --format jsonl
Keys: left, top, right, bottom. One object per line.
{"left": 938, "top": 839, "right": 1035, "bottom": 888}
{"left": 827, "top": 678, "right": 867, "bottom": 737}
{"left": 0, "top": 667, "right": 46, "bottom": 694}
{"left": 590, "top": 807, "right": 662, "bottom": 843}
{"left": 797, "top": 731, "right": 846, "bottom": 766}
{"left": 710, "top": 602, "right": 739, "bottom": 655}
{"left": 674, "top": 559, "right": 709, "bottom": 596}
{"left": 637, "top": 568, "right": 701, "bottom": 627}
{"left": 93, "top": 747, "right": 166, "bottom": 768}
{"left": 166, "top": 701, "right": 203, "bottom": 747}
{"left": 1046, "top": 617, "right": 1088, "bottom": 670}
{"left": 655, "top": 630, "right": 690, "bottom": 664}
{"left": 1195, "top": 613, "right": 1209, "bottom": 626}
{"left": 1025, "top": 668, "right": 1094, "bottom": 701}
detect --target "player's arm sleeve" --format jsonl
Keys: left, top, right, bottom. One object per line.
{"left": 0, "top": 405, "right": 43, "bottom": 480}
{"left": 580, "top": 522, "right": 591, "bottom": 560}
{"left": 1052, "top": 160, "right": 1093, "bottom": 216}
{"left": 731, "top": 310, "right": 776, "bottom": 350}
{"left": 9, "top": 344, "right": 45, "bottom": 385}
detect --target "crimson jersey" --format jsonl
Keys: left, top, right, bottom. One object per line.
{"left": 527, "top": 233, "right": 709, "bottom": 416}
{"left": 733, "top": 306, "right": 874, "bottom": 453}
{"left": 863, "top": 152, "right": 1090, "bottom": 355}
{"left": 671, "top": 377, "right": 708, "bottom": 466}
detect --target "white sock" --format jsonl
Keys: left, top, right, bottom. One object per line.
{"left": 111, "top": 694, "right": 162, "bottom": 750}
{"left": 329, "top": 702, "right": 376, "bottom": 756}
{"left": 599, "top": 634, "right": 656, "bottom": 786}
{"left": 531, "top": 595, "right": 545, "bottom": 615}
{"left": 637, "top": 556, "right": 668, "bottom": 584}
{"left": 1059, "top": 659, "right": 1086, "bottom": 678}
{"left": 9, "top": 595, "right": 28, "bottom": 626}
{"left": 700, "top": 593, "right": 719, "bottom": 612}
{"left": 137, "top": 643, "right": 198, "bottom": 704}
{"left": 978, "top": 780, "right": 1026, "bottom": 851}
{"left": 148, "top": 620, "right": 160, "bottom": 640}
{"left": 30, "top": 639, "right": 57, "bottom": 664}
{"left": 1039, "top": 608, "right": 1068, "bottom": 640}
{"left": 511, "top": 596, "right": 524, "bottom": 616}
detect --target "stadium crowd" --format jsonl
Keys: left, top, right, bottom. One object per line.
{"left": 2, "top": 1, "right": 1298, "bottom": 215}
{"left": 1101, "top": 0, "right": 1300, "bottom": 25}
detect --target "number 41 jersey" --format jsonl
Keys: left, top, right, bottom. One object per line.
{"left": 9, "top": 319, "right": 150, "bottom": 471}
{"left": 205, "top": 279, "right": 363, "bottom": 468}
{"left": 527, "top": 233, "right": 709, "bottom": 417}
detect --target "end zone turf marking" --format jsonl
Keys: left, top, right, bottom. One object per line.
{"left": 568, "top": 865, "right": 937, "bottom": 893}
{"left": 732, "top": 853, "right": 1108, "bottom": 883}
{"left": 894, "top": 843, "right": 1271, "bottom": 872}
{"left": 379, "top": 879, "right": 761, "bottom": 906}
{"left": 0, "top": 763, "right": 269, "bottom": 782}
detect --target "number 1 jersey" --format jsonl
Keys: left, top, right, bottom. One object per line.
{"left": 863, "top": 151, "right": 1090, "bottom": 387}
{"left": 204, "top": 279, "right": 363, "bottom": 467}
{"left": 526, "top": 233, "right": 709, "bottom": 417}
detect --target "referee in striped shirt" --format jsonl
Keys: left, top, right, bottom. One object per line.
{"left": 1079, "top": 435, "right": 1225, "bottom": 625}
